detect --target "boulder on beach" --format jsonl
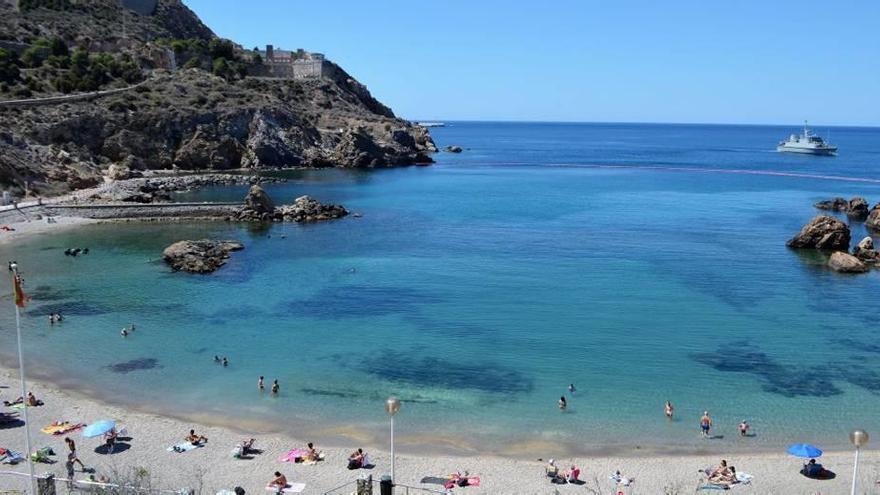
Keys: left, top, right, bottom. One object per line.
{"left": 828, "top": 251, "right": 869, "bottom": 274}
{"left": 786, "top": 215, "right": 851, "bottom": 251}
{"left": 163, "top": 240, "right": 244, "bottom": 274}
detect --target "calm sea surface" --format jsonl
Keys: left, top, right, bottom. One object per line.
{"left": 2, "top": 122, "right": 880, "bottom": 455}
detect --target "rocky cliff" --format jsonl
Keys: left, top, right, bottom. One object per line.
{"left": 0, "top": 0, "right": 435, "bottom": 195}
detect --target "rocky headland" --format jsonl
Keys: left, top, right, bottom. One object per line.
{"left": 0, "top": 0, "right": 436, "bottom": 198}
{"left": 162, "top": 239, "right": 243, "bottom": 273}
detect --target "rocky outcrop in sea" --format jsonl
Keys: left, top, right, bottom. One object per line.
{"left": 828, "top": 251, "right": 869, "bottom": 274}
{"left": 814, "top": 196, "right": 870, "bottom": 219}
{"left": 786, "top": 215, "right": 851, "bottom": 251}
{"left": 162, "top": 239, "right": 244, "bottom": 273}
{"left": 232, "top": 185, "right": 348, "bottom": 223}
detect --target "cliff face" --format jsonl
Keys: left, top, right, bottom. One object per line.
{"left": 0, "top": 0, "right": 435, "bottom": 195}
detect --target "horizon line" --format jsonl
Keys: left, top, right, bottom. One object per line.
{"left": 404, "top": 118, "right": 880, "bottom": 129}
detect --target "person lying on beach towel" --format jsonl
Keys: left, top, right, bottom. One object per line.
{"left": 444, "top": 472, "right": 480, "bottom": 489}
{"left": 233, "top": 438, "right": 256, "bottom": 458}
{"left": 41, "top": 421, "right": 84, "bottom": 435}
{"left": 610, "top": 471, "right": 634, "bottom": 486}
{"left": 0, "top": 448, "right": 24, "bottom": 464}
{"left": 5, "top": 392, "right": 43, "bottom": 407}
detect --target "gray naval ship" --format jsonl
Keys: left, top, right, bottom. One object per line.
{"left": 777, "top": 121, "right": 837, "bottom": 155}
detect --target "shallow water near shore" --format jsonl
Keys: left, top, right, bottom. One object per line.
{"left": 2, "top": 122, "right": 880, "bottom": 456}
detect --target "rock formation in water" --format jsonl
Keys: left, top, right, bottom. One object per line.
{"left": 828, "top": 251, "right": 869, "bottom": 274}
{"left": 162, "top": 239, "right": 243, "bottom": 273}
{"left": 231, "top": 185, "right": 347, "bottom": 223}
{"left": 814, "top": 196, "right": 870, "bottom": 220}
{"left": 852, "top": 236, "right": 879, "bottom": 264}
{"left": 0, "top": 0, "right": 436, "bottom": 197}
{"left": 866, "top": 204, "right": 880, "bottom": 231}
{"left": 786, "top": 215, "right": 851, "bottom": 251}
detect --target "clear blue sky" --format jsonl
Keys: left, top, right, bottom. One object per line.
{"left": 183, "top": 0, "right": 879, "bottom": 126}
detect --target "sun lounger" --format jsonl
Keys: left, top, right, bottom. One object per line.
{"left": 264, "top": 483, "right": 305, "bottom": 493}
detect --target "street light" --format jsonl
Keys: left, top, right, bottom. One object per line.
{"left": 850, "top": 429, "right": 869, "bottom": 495}
{"left": 385, "top": 396, "right": 401, "bottom": 489}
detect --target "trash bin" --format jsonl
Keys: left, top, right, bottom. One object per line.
{"left": 379, "top": 475, "right": 393, "bottom": 495}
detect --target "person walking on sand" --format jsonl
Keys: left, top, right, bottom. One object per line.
{"left": 65, "top": 437, "right": 85, "bottom": 471}
{"left": 258, "top": 376, "right": 265, "bottom": 391}
{"left": 700, "top": 411, "right": 712, "bottom": 438}
{"left": 665, "top": 400, "right": 674, "bottom": 419}
{"left": 272, "top": 379, "right": 279, "bottom": 395}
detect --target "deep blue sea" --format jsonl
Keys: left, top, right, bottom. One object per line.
{"left": 2, "top": 122, "right": 880, "bottom": 456}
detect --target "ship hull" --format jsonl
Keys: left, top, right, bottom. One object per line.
{"left": 776, "top": 145, "right": 837, "bottom": 156}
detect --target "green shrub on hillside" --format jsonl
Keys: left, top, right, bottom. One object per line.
{"left": 0, "top": 49, "right": 21, "bottom": 85}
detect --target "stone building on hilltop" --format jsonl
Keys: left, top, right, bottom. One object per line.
{"left": 251, "top": 45, "right": 332, "bottom": 79}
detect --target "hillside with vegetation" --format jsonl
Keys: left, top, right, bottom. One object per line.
{"left": 0, "top": 0, "right": 435, "bottom": 196}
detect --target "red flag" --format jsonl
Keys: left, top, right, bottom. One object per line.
{"left": 13, "top": 274, "right": 30, "bottom": 308}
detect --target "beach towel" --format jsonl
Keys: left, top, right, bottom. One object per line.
{"left": 264, "top": 483, "right": 305, "bottom": 493}
{"left": 167, "top": 442, "right": 202, "bottom": 453}
{"left": 0, "top": 449, "right": 24, "bottom": 464}
{"left": 279, "top": 448, "right": 309, "bottom": 462}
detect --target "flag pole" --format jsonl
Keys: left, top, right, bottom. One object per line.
{"left": 11, "top": 266, "right": 36, "bottom": 495}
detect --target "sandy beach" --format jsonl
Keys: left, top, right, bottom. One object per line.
{"left": 1, "top": 372, "right": 879, "bottom": 494}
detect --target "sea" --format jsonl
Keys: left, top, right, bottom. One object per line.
{"left": 2, "top": 122, "right": 880, "bottom": 456}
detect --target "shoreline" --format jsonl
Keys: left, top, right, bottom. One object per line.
{"left": 2, "top": 368, "right": 878, "bottom": 495}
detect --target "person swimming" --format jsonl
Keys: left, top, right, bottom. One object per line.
{"left": 120, "top": 329, "right": 128, "bottom": 337}
{"left": 568, "top": 383, "right": 576, "bottom": 393}
{"left": 258, "top": 376, "right": 265, "bottom": 391}
{"left": 558, "top": 396, "right": 567, "bottom": 410}
{"left": 214, "top": 355, "right": 221, "bottom": 363}
{"left": 222, "top": 357, "right": 229, "bottom": 367}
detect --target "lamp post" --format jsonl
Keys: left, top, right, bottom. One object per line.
{"left": 850, "top": 429, "right": 869, "bottom": 495}
{"left": 385, "top": 396, "right": 401, "bottom": 490}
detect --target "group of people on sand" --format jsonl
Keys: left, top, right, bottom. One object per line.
{"left": 347, "top": 448, "right": 370, "bottom": 469}
{"left": 546, "top": 459, "right": 581, "bottom": 484}
{"left": 3, "top": 391, "right": 43, "bottom": 407}
{"left": 707, "top": 459, "right": 739, "bottom": 485}
{"left": 258, "top": 376, "right": 280, "bottom": 395}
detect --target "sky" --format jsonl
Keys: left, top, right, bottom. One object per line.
{"left": 183, "top": 0, "right": 879, "bottom": 126}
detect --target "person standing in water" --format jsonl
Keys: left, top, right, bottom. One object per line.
{"left": 738, "top": 420, "right": 750, "bottom": 437}
{"left": 258, "top": 376, "right": 265, "bottom": 391}
{"left": 272, "top": 379, "right": 279, "bottom": 395}
{"left": 665, "top": 400, "right": 674, "bottom": 419}
{"left": 558, "top": 396, "right": 567, "bottom": 410}
{"left": 700, "top": 411, "right": 712, "bottom": 438}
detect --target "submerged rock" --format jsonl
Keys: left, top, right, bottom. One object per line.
{"left": 814, "top": 197, "right": 848, "bottom": 211}
{"left": 445, "top": 145, "right": 463, "bottom": 153}
{"left": 828, "top": 251, "right": 869, "bottom": 274}
{"left": 163, "top": 240, "right": 244, "bottom": 274}
{"left": 786, "top": 215, "right": 851, "bottom": 251}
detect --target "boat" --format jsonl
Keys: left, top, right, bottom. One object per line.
{"left": 414, "top": 122, "right": 445, "bottom": 128}
{"left": 777, "top": 121, "right": 837, "bottom": 155}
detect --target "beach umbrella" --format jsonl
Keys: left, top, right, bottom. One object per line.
{"left": 82, "top": 420, "right": 116, "bottom": 438}
{"left": 787, "top": 443, "right": 822, "bottom": 458}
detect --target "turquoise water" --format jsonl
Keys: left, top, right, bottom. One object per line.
{"left": 2, "top": 122, "right": 880, "bottom": 456}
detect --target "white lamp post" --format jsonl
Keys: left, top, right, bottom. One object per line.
{"left": 850, "top": 429, "right": 869, "bottom": 495}
{"left": 385, "top": 396, "right": 401, "bottom": 490}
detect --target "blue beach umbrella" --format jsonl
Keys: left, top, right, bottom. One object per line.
{"left": 82, "top": 420, "right": 116, "bottom": 438}
{"left": 787, "top": 443, "right": 822, "bottom": 458}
